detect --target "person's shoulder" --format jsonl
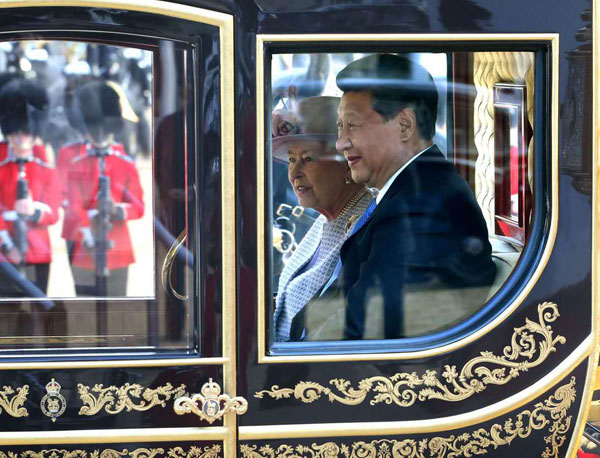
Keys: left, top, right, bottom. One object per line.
{"left": 32, "top": 157, "right": 55, "bottom": 169}
{"left": 60, "top": 141, "right": 85, "bottom": 154}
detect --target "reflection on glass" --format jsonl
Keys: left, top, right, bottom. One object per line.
{"left": 270, "top": 51, "right": 535, "bottom": 345}
{"left": 0, "top": 40, "right": 201, "bottom": 353}
{"left": 0, "top": 41, "right": 153, "bottom": 299}
{"left": 494, "top": 83, "right": 532, "bottom": 246}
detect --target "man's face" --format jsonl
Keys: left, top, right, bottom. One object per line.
{"left": 336, "top": 92, "right": 403, "bottom": 189}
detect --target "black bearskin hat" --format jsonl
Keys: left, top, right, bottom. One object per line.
{"left": 67, "top": 80, "right": 124, "bottom": 143}
{"left": 0, "top": 78, "right": 49, "bottom": 137}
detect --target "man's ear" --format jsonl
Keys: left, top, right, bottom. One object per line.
{"left": 395, "top": 108, "right": 417, "bottom": 142}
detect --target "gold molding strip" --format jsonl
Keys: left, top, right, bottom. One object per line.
{"left": 241, "top": 378, "right": 576, "bottom": 458}
{"left": 217, "top": 7, "right": 237, "bottom": 458}
{"left": 0, "top": 445, "right": 222, "bottom": 458}
{"left": 256, "top": 302, "right": 565, "bottom": 406}
{"left": 78, "top": 382, "right": 187, "bottom": 416}
{"left": 0, "top": 427, "right": 227, "bottom": 446}
{"left": 256, "top": 33, "right": 560, "bottom": 363}
{"left": 240, "top": 335, "right": 591, "bottom": 439}
{"left": 0, "top": 385, "right": 28, "bottom": 418}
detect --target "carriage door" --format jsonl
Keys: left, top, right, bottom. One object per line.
{"left": 238, "top": 2, "right": 597, "bottom": 457}
{"left": 0, "top": 2, "right": 239, "bottom": 457}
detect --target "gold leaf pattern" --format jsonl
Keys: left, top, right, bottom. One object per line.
{"left": 77, "top": 382, "right": 187, "bottom": 416}
{"left": 0, "top": 446, "right": 221, "bottom": 458}
{"left": 255, "top": 302, "right": 565, "bottom": 407}
{"left": 243, "top": 377, "right": 576, "bottom": 458}
{"left": 0, "top": 385, "right": 28, "bottom": 418}
{"left": 168, "top": 445, "right": 222, "bottom": 458}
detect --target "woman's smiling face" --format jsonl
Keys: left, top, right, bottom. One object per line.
{"left": 287, "top": 140, "right": 350, "bottom": 219}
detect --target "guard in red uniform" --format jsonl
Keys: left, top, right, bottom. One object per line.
{"left": 0, "top": 78, "right": 59, "bottom": 296}
{"left": 64, "top": 81, "right": 144, "bottom": 296}
{"left": 58, "top": 140, "right": 125, "bottom": 261}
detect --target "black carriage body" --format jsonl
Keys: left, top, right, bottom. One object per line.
{"left": 0, "top": 1, "right": 593, "bottom": 458}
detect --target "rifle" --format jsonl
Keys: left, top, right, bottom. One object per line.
{"left": 92, "top": 149, "right": 113, "bottom": 297}
{"left": 13, "top": 158, "right": 30, "bottom": 268}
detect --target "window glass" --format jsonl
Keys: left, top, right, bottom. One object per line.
{"left": 0, "top": 40, "right": 196, "bottom": 351}
{"left": 270, "top": 51, "right": 534, "bottom": 343}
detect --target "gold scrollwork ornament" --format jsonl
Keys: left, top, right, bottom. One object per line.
{"left": 255, "top": 302, "right": 566, "bottom": 407}
{"left": 0, "top": 385, "right": 28, "bottom": 418}
{"left": 78, "top": 382, "right": 187, "bottom": 416}
{"left": 0, "top": 446, "right": 221, "bottom": 458}
{"left": 173, "top": 378, "right": 248, "bottom": 424}
{"left": 242, "top": 377, "right": 576, "bottom": 458}
{"left": 40, "top": 379, "right": 66, "bottom": 422}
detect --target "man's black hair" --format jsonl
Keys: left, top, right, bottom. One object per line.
{"left": 336, "top": 53, "right": 438, "bottom": 140}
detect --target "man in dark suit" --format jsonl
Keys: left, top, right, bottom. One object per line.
{"left": 334, "top": 53, "right": 496, "bottom": 340}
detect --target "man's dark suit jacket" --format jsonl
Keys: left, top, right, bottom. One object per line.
{"left": 339, "top": 145, "right": 496, "bottom": 340}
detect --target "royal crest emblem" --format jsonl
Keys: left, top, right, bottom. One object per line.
{"left": 40, "top": 378, "right": 66, "bottom": 422}
{"left": 173, "top": 378, "right": 247, "bottom": 423}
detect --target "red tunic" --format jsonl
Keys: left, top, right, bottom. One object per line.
{"left": 68, "top": 147, "right": 144, "bottom": 270}
{"left": 58, "top": 142, "right": 126, "bottom": 241}
{"left": 0, "top": 143, "right": 48, "bottom": 162}
{"left": 0, "top": 143, "right": 60, "bottom": 264}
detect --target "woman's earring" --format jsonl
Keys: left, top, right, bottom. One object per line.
{"left": 345, "top": 177, "right": 352, "bottom": 185}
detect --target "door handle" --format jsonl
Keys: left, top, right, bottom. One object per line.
{"left": 173, "top": 378, "right": 248, "bottom": 424}
{"left": 161, "top": 229, "right": 188, "bottom": 300}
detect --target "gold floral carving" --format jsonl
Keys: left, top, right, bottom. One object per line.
{"left": 77, "top": 382, "right": 187, "bottom": 416}
{"left": 0, "top": 445, "right": 221, "bottom": 458}
{"left": 256, "top": 302, "right": 565, "bottom": 407}
{"left": 0, "top": 385, "right": 28, "bottom": 418}
{"left": 169, "top": 445, "right": 222, "bottom": 458}
{"left": 243, "top": 377, "right": 576, "bottom": 458}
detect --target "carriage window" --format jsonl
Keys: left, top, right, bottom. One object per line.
{"left": 270, "top": 51, "right": 535, "bottom": 343}
{"left": 0, "top": 39, "right": 196, "bottom": 351}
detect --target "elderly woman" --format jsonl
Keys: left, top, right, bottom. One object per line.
{"left": 272, "top": 96, "right": 374, "bottom": 342}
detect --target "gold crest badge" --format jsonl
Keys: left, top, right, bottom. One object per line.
{"left": 40, "top": 378, "right": 66, "bottom": 422}
{"left": 174, "top": 378, "right": 247, "bottom": 423}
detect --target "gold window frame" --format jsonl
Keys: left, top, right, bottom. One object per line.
{"left": 0, "top": 0, "right": 236, "bottom": 453}
{"left": 0, "top": 0, "right": 235, "bottom": 370}
{"left": 251, "top": 31, "right": 600, "bottom": 458}
{"left": 256, "top": 33, "right": 560, "bottom": 364}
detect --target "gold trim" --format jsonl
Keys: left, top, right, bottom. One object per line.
{"left": 0, "top": 385, "right": 28, "bottom": 418}
{"left": 256, "top": 33, "right": 560, "bottom": 363}
{"left": 241, "top": 379, "right": 575, "bottom": 458}
{"left": 0, "top": 0, "right": 234, "bottom": 371}
{"left": 0, "top": 428, "right": 227, "bottom": 445}
{"left": 0, "top": 446, "right": 222, "bottom": 458}
{"left": 256, "top": 302, "right": 565, "bottom": 406}
{"left": 0, "top": 0, "right": 236, "bottom": 452}
{"left": 78, "top": 382, "right": 186, "bottom": 416}
{"left": 240, "top": 335, "right": 591, "bottom": 439}
{"left": 174, "top": 378, "right": 248, "bottom": 424}
{"left": 567, "top": 1, "right": 600, "bottom": 456}
{"left": 218, "top": 9, "right": 237, "bottom": 458}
